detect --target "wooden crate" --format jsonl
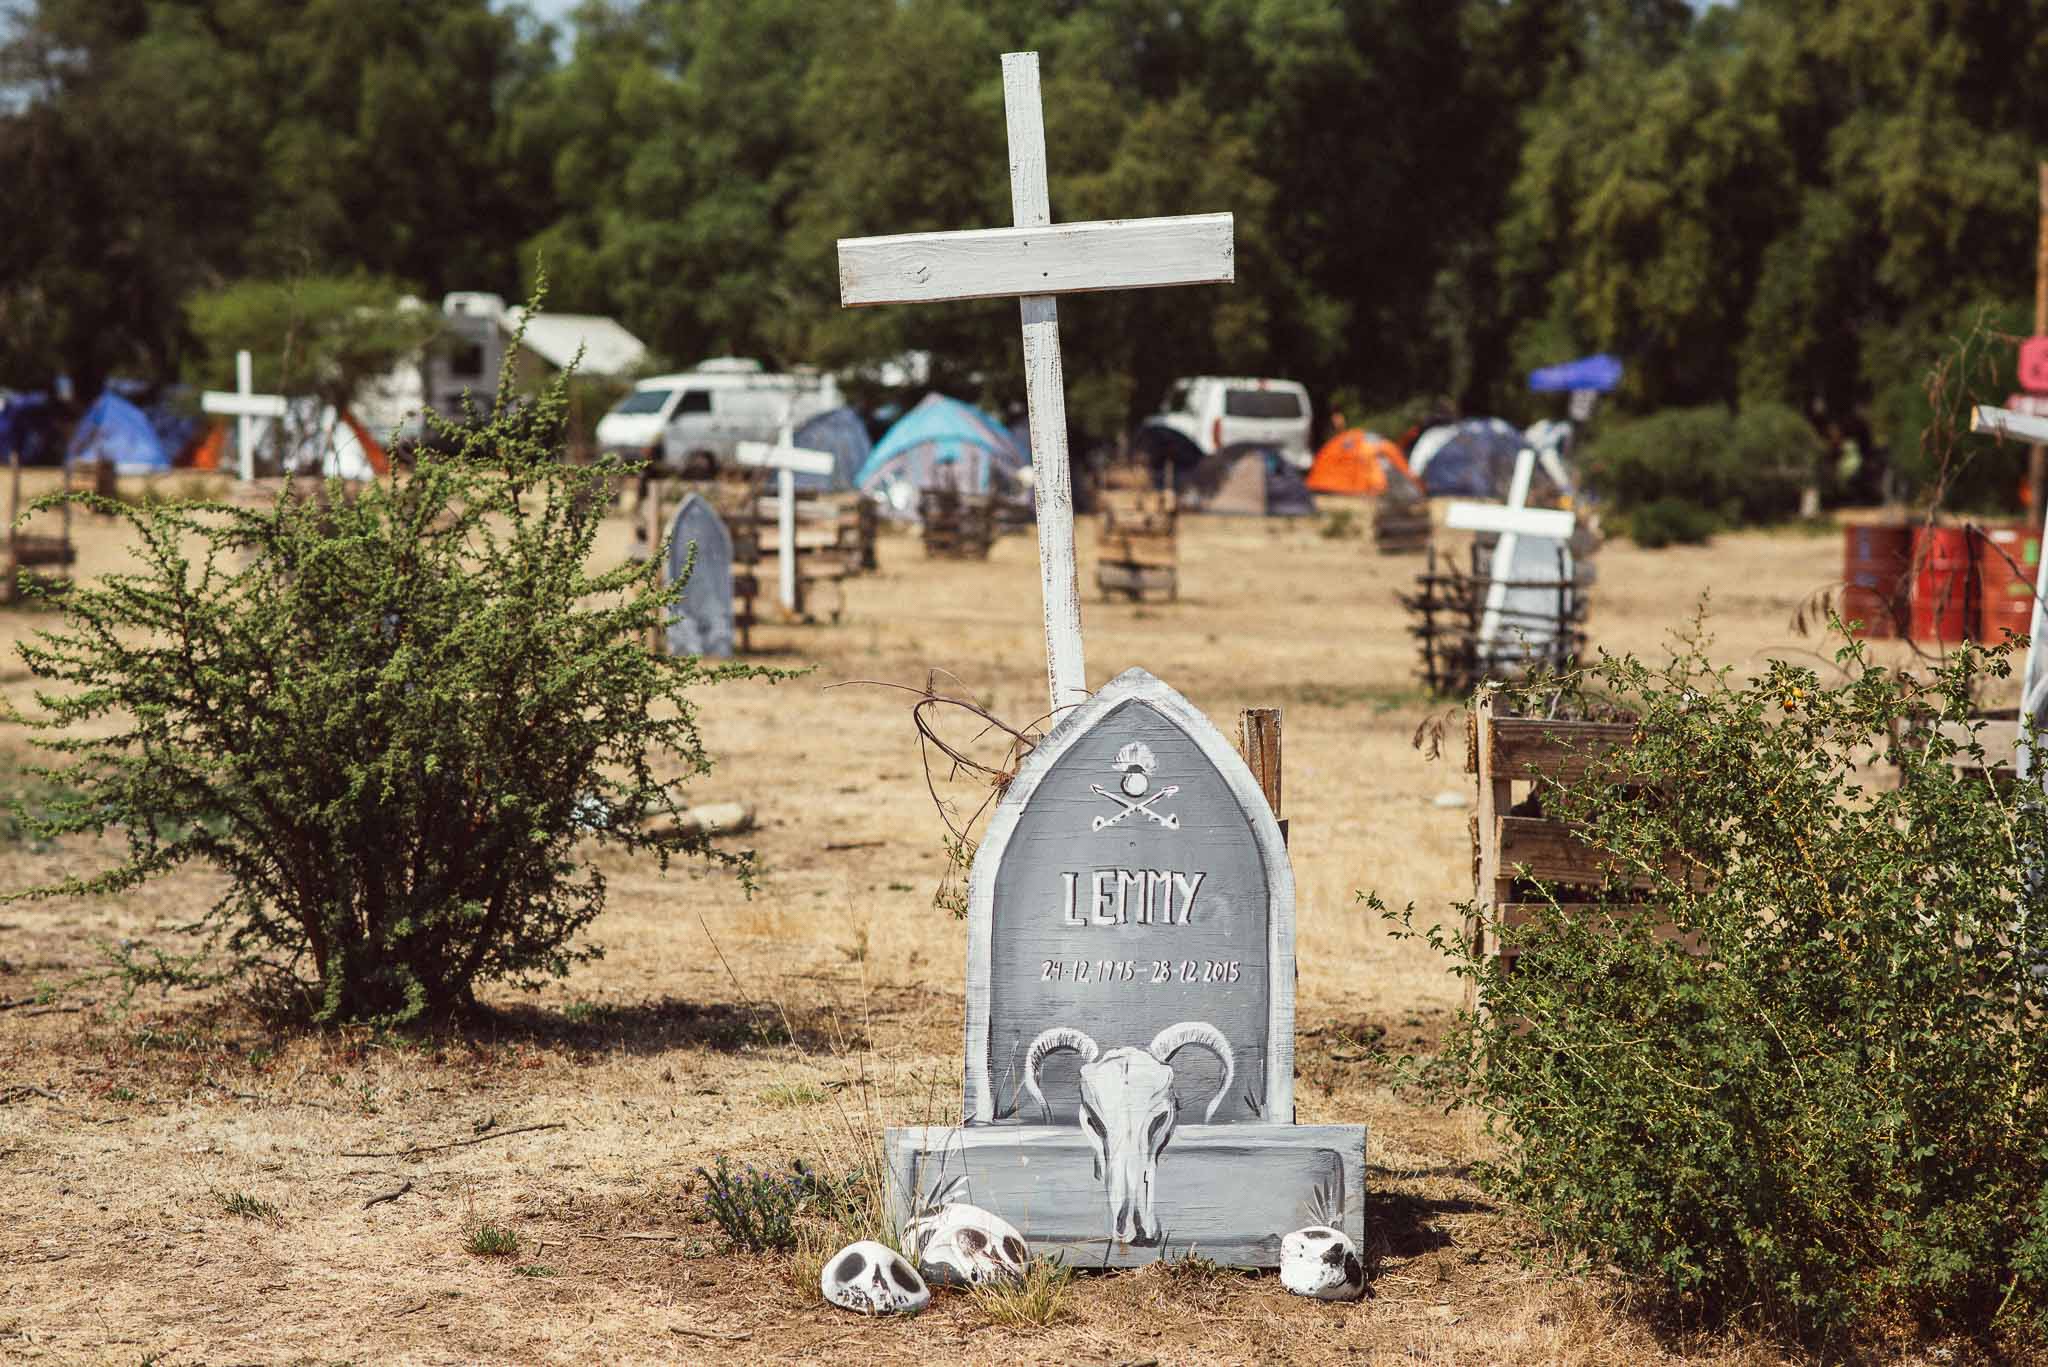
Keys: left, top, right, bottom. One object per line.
{"left": 1097, "top": 488, "right": 1178, "bottom": 599}
{"left": 1372, "top": 497, "right": 1431, "bottom": 555}
{"left": 1465, "top": 692, "right": 1700, "bottom": 1011}
{"left": 1, "top": 451, "right": 78, "bottom": 604}
{"left": 920, "top": 489, "right": 995, "bottom": 559}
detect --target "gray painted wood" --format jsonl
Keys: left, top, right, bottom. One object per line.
{"left": 663, "top": 493, "right": 733, "bottom": 659}
{"left": 964, "top": 668, "right": 1293, "bottom": 1125}
{"left": 885, "top": 1123, "right": 1365, "bottom": 1269}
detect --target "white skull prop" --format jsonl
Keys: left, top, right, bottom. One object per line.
{"left": 903, "top": 1202, "right": 1029, "bottom": 1286}
{"left": 819, "top": 1239, "right": 930, "bottom": 1315}
{"left": 1279, "top": 1225, "right": 1365, "bottom": 1300}
{"left": 1023, "top": 1021, "right": 1233, "bottom": 1244}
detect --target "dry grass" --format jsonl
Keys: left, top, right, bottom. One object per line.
{"left": 0, "top": 485, "right": 1983, "bottom": 1363}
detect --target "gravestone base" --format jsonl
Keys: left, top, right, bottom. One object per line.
{"left": 886, "top": 1122, "right": 1366, "bottom": 1269}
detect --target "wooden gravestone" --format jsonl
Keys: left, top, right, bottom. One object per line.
{"left": 885, "top": 668, "right": 1366, "bottom": 1268}
{"left": 663, "top": 493, "right": 734, "bottom": 659}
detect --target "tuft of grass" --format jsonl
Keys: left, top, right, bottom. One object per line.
{"left": 466, "top": 1222, "right": 521, "bottom": 1257}
{"left": 214, "top": 1190, "right": 281, "bottom": 1224}
{"left": 759, "top": 1082, "right": 829, "bottom": 1109}
{"left": 969, "top": 1257, "right": 1077, "bottom": 1328}
{"left": 513, "top": 1263, "right": 558, "bottom": 1278}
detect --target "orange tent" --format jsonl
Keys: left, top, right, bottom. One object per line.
{"left": 1306, "top": 429, "right": 1419, "bottom": 497}
{"left": 188, "top": 421, "right": 228, "bottom": 470}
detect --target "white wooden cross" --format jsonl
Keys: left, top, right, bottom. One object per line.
{"left": 837, "top": 50, "right": 1234, "bottom": 714}
{"left": 1972, "top": 404, "right": 2048, "bottom": 789}
{"left": 200, "top": 350, "right": 287, "bottom": 481}
{"left": 1442, "top": 447, "right": 1578, "bottom": 662}
{"left": 734, "top": 428, "right": 836, "bottom": 611}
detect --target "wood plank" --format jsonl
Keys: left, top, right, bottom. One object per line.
{"left": 1487, "top": 717, "right": 1639, "bottom": 783}
{"left": 838, "top": 213, "right": 1236, "bottom": 307}
{"left": 1495, "top": 815, "right": 1653, "bottom": 887}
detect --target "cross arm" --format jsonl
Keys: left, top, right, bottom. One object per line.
{"left": 202, "top": 391, "right": 288, "bottom": 419}
{"left": 838, "top": 213, "right": 1234, "bottom": 307}
{"left": 1972, "top": 404, "right": 2048, "bottom": 445}
{"left": 734, "top": 441, "right": 836, "bottom": 477}
{"left": 1444, "top": 502, "right": 1575, "bottom": 539}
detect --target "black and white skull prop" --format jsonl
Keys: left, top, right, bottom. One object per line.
{"left": 1023, "top": 1021, "right": 1234, "bottom": 1244}
{"left": 819, "top": 1239, "right": 930, "bottom": 1315}
{"left": 902, "top": 1202, "right": 1030, "bottom": 1286}
{"left": 1279, "top": 1225, "right": 1364, "bottom": 1300}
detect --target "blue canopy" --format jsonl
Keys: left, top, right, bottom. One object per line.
{"left": 67, "top": 392, "right": 172, "bottom": 473}
{"left": 857, "top": 393, "right": 1025, "bottom": 519}
{"left": 1528, "top": 354, "right": 1623, "bottom": 393}
{"left": 791, "top": 407, "right": 871, "bottom": 492}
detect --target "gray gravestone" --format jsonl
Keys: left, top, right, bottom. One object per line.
{"left": 663, "top": 494, "right": 734, "bottom": 659}
{"left": 887, "top": 668, "right": 1366, "bottom": 1268}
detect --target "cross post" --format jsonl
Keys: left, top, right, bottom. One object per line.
{"left": 734, "top": 429, "right": 836, "bottom": 611}
{"left": 837, "top": 50, "right": 1234, "bottom": 715}
{"left": 200, "top": 350, "right": 287, "bottom": 481}
{"left": 1973, "top": 404, "right": 2048, "bottom": 790}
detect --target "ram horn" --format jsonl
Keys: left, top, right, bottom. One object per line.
{"left": 1022, "top": 1027, "right": 1100, "bottom": 1122}
{"left": 1147, "top": 1021, "right": 1235, "bottom": 1122}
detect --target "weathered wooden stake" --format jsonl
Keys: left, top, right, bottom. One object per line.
{"left": 2032, "top": 162, "right": 2047, "bottom": 519}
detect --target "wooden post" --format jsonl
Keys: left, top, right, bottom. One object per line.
{"left": 2033, "top": 162, "right": 2048, "bottom": 522}
{"left": 1238, "top": 708, "right": 1283, "bottom": 845}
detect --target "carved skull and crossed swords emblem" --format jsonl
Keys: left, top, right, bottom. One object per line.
{"left": 1091, "top": 742, "right": 1179, "bottom": 832}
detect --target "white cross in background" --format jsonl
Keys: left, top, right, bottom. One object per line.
{"left": 734, "top": 428, "right": 836, "bottom": 611}
{"left": 200, "top": 350, "right": 287, "bottom": 482}
{"left": 837, "top": 50, "right": 1235, "bottom": 715}
{"left": 1443, "top": 447, "right": 1575, "bottom": 662}
{"left": 1972, "top": 403, "right": 2048, "bottom": 788}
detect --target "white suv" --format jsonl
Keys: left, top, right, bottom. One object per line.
{"left": 1151, "top": 376, "right": 1314, "bottom": 469}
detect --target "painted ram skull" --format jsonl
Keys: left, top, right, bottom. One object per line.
{"left": 1023, "top": 1021, "right": 1233, "bottom": 1245}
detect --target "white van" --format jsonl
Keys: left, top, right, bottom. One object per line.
{"left": 594, "top": 358, "right": 844, "bottom": 472}
{"left": 1152, "top": 376, "right": 1314, "bottom": 469}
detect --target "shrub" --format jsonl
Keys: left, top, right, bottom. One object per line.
{"left": 7, "top": 321, "right": 770, "bottom": 1026}
{"left": 1620, "top": 497, "right": 1721, "bottom": 548}
{"left": 1383, "top": 633, "right": 2048, "bottom": 1346}
{"left": 466, "top": 1222, "right": 521, "bottom": 1257}
{"left": 1579, "top": 402, "right": 1817, "bottom": 530}
{"left": 698, "top": 1156, "right": 843, "bottom": 1253}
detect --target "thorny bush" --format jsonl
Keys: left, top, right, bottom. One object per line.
{"left": 7, "top": 315, "right": 773, "bottom": 1025}
{"left": 1381, "top": 630, "right": 2048, "bottom": 1347}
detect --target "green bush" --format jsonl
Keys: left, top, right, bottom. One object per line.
{"left": 1383, "top": 635, "right": 2048, "bottom": 1347}
{"left": 697, "top": 1156, "right": 843, "bottom": 1253}
{"left": 1580, "top": 402, "right": 1817, "bottom": 532}
{"left": 1620, "top": 497, "right": 1721, "bottom": 548}
{"left": 7, "top": 331, "right": 768, "bottom": 1026}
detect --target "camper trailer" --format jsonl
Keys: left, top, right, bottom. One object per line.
{"left": 595, "top": 359, "right": 843, "bottom": 474}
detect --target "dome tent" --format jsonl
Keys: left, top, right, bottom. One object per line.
{"left": 1132, "top": 422, "right": 1204, "bottom": 489}
{"left": 1187, "top": 442, "right": 1317, "bottom": 517}
{"left": 857, "top": 393, "right": 1026, "bottom": 520}
{"left": 1408, "top": 418, "right": 1526, "bottom": 499}
{"left": 67, "top": 391, "right": 171, "bottom": 473}
{"left": 1306, "top": 428, "right": 1419, "bottom": 497}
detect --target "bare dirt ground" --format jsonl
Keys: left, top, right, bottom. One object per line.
{"left": 0, "top": 487, "right": 1960, "bottom": 1365}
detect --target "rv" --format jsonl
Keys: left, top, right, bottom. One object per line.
{"left": 595, "top": 359, "right": 844, "bottom": 474}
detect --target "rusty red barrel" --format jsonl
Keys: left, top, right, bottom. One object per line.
{"left": 1842, "top": 524, "right": 1911, "bottom": 638}
{"left": 1911, "top": 526, "right": 1977, "bottom": 644}
{"left": 1975, "top": 523, "right": 2040, "bottom": 646}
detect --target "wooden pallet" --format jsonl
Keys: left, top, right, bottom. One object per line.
{"left": 920, "top": 489, "right": 995, "bottom": 559}
{"left": 1097, "top": 488, "right": 1178, "bottom": 599}
{"left": 1372, "top": 497, "right": 1431, "bottom": 555}
{"left": 1465, "top": 694, "right": 1702, "bottom": 1012}
{"left": 1, "top": 450, "right": 77, "bottom": 604}
{"left": 1400, "top": 541, "right": 1589, "bottom": 697}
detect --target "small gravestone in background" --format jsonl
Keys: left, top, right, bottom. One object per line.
{"left": 884, "top": 668, "right": 1366, "bottom": 1268}
{"left": 663, "top": 493, "right": 733, "bottom": 659}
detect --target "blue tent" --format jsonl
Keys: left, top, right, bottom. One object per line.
{"left": 1528, "top": 354, "right": 1623, "bottom": 393}
{"left": 1408, "top": 418, "right": 1526, "bottom": 499}
{"left": 67, "top": 392, "right": 171, "bottom": 473}
{"left": 0, "top": 392, "right": 59, "bottom": 465}
{"left": 791, "top": 407, "right": 871, "bottom": 492}
{"left": 857, "top": 393, "right": 1025, "bottom": 519}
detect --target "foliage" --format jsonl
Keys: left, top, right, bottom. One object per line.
{"left": 1617, "top": 496, "right": 1720, "bottom": 549}
{"left": 1385, "top": 633, "right": 2048, "bottom": 1345}
{"left": 185, "top": 274, "right": 442, "bottom": 408}
{"left": 6, "top": 328, "right": 768, "bottom": 1026}
{"left": 1579, "top": 401, "right": 1817, "bottom": 526}
{"left": 969, "top": 1257, "right": 1077, "bottom": 1328}
{"left": 696, "top": 1156, "right": 844, "bottom": 1254}
{"left": 465, "top": 1222, "right": 521, "bottom": 1257}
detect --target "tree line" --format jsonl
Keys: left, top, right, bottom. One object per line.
{"left": 4, "top": 0, "right": 2047, "bottom": 482}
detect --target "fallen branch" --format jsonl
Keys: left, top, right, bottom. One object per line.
{"left": 338, "top": 1121, "right": 564, "bottom": 1159}
{"left": 362, "top": 1179, "right": 414, "bottom": 1210}
{"left": 574, "top": 1231, "right": 683, "bottom": 1242}
{"left": 0, "top": 1085, "right": 61, "bottom": 1104}
{"left": 671, "top": 1325, "right": 751, "bottom": 1343}
{"left": 823, "top": 839, "right": 884, "bottom": 852}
